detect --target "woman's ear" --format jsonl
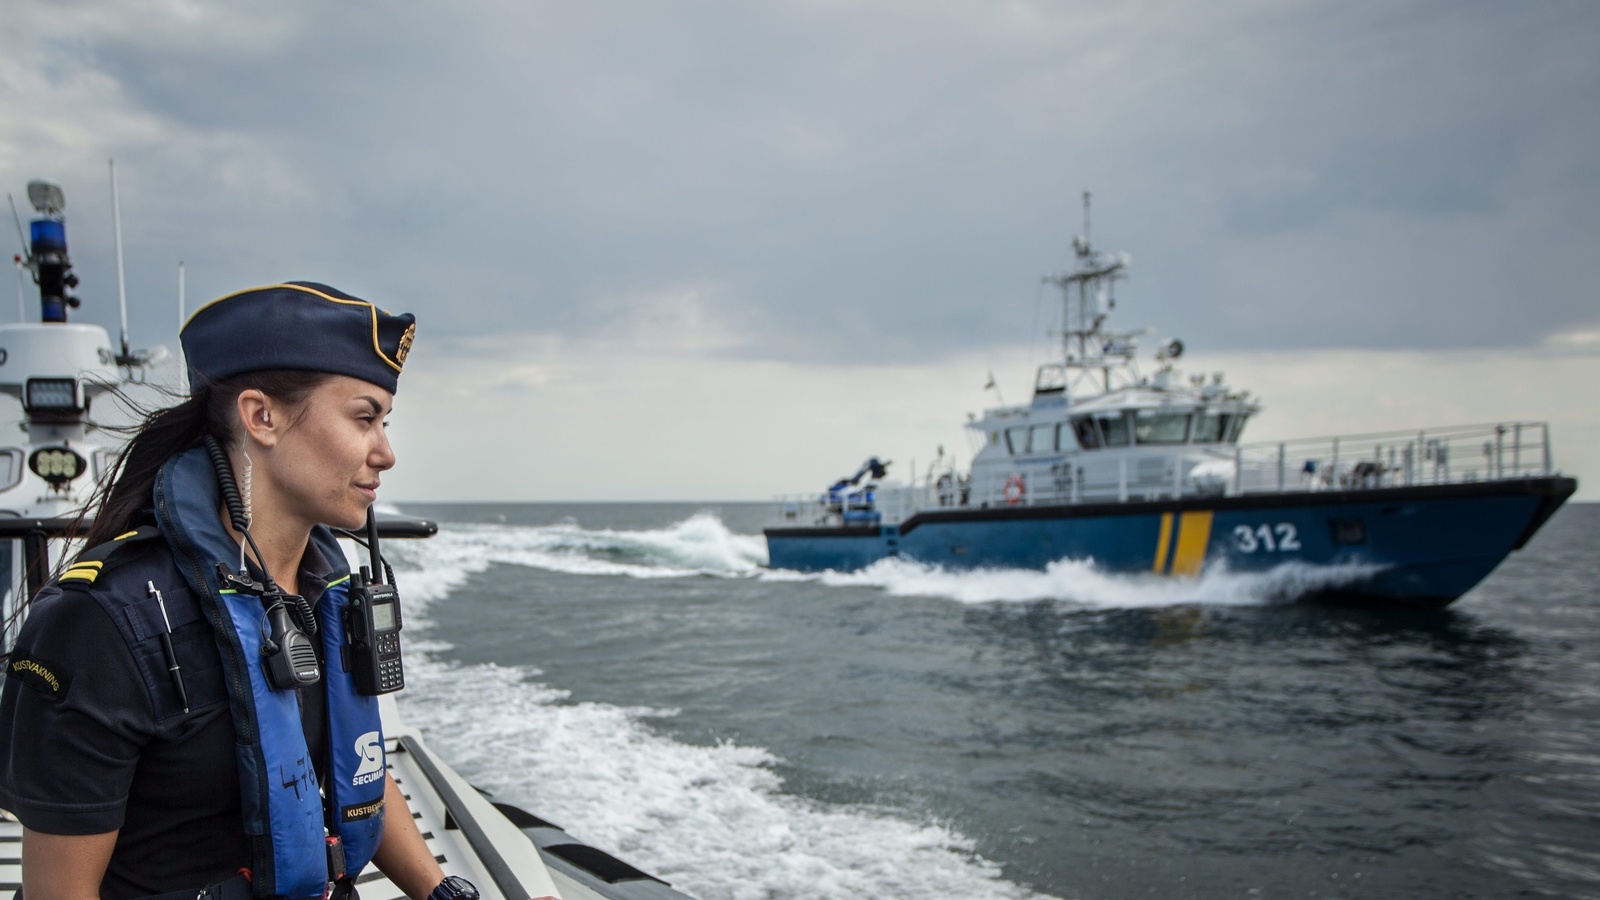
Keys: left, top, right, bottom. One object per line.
{"left": 235, "top": 389, "right": 279, "bottom": 448}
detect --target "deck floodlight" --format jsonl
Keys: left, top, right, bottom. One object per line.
{"left": 29, "top": 447, "right": 86, "bottom": 486}
{"left": 26, "top": 180, "right": 65, "bottom": 217}
{"left": 23, "top": 377, "right": 83, "bottom": 414}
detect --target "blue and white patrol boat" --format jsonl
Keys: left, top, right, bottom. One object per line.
{"left": 0, "top": 176, "right": 698, "bottom": 899}
{"left": 766, "top": 196, "right": 1577, "bottom": 608}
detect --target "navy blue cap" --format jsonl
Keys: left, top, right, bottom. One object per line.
{"left": 181, "top": 282, "right": 416, "bottom": 394}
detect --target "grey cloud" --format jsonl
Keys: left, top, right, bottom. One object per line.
{"left": 3, "top": 0, "right": 1598, "bottom": 366}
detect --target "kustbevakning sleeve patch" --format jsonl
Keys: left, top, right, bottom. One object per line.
{"left": 7, "top": 653, "right": 71, "bottom": 700}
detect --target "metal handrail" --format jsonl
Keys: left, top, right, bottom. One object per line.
{"left": 773, "top": 421, "right": 1560, "bottom": 526}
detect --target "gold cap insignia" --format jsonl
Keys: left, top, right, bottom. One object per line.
{"left": 396, "top": 323, "right": 416, "bottom": 368}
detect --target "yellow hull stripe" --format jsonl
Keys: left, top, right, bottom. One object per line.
{"left": 1152, "top": 513, "right": 1175, "bottom": 573}
{"left": 1170, "top": 511, "right": 1214, "bottom": 577}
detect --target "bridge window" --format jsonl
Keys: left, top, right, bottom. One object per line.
{"left": 1005, "top": 427, "right": 1029, "bottom": 455}
{"left": 1192, "top": 413, "right": 1234, "bottom": 443}
{"left": 1099, "top": 413, "right": 1131, "bottom": 447}
{"left": 1069, "top": 417, "right": 1100, "bottom": 449}
{"left": 1030, "top": 424, "right": 1055, "bottom": 454}
{"left": 1035, "top": 364, "right": 1066, "bottom": 394}
{"left": 1135, "top": 411, "right": 1190, "bottom": 444}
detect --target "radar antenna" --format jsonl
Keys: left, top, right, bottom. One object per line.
{"left": 1042, "top": 190, "right": 1134, "bottom": 394}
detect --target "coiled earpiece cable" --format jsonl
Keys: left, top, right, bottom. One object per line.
{"left": 203, "top": 436, "right": 321, "bottom": 689}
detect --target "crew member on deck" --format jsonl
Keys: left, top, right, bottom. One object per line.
{"left": 0, "top": 284, "right": 517, "bottom": 899}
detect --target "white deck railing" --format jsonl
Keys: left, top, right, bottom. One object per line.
{"left": 1227, "top": 421, "right": 1554, "bottom": 494}
{"left": 774, "top": 421, "right": 1558, "bottom": 527}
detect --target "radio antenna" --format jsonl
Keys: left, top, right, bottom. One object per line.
{"left": 109, "top": 159, "right": 131, "bottom": 364}
{"left": 1081, "top": 190, "right": 1091, "bottom": 249}
{"left": 9, "top": 190, "right": 27, "bottom": 323}
{"left": 7, "top": 193, "right": 28, "bottom": 259}
{"left": 365, "top": 506, "right": 383, "bottom": 584}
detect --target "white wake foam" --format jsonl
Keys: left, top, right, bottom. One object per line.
{"left": 383, "top": 513, "right": 768, "bottom": 585}
{"left": 380, "top": 523, "right": 1057, "bottom": 900}
{"left": 816, "top": 556, "right": 1387, "bottom": 608}
{"left": 376, "top": 512, "right": 1381, "bottom": 612}
{"left": 400, "top": 655, "right": 1049, "bottom": 900}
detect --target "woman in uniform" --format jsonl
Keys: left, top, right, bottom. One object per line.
{"left": 0, "top": 283, "right": 488, "bottom": 900}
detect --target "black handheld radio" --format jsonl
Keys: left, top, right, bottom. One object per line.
{"left": 344, "top": 508, "right": 405, "bottom": 695}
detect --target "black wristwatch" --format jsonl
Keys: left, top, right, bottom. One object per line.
{"left": 427, "top": 876, "right": 479, "bottom": 900}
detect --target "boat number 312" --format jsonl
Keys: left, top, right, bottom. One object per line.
{"left": 1232, "top": 523, "right": 1302, "bottom": 553}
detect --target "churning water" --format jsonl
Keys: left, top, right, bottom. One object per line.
{"left": 379, "top": 502, "right": 1600, "bottom": 900}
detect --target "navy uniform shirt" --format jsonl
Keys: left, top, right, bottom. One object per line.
{"left": 0, "top": 532, "right": 337, "bottom": 898}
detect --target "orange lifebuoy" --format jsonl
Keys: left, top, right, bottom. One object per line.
{"left": 1003, "top": 474, "right": 1025, "bottom": 505}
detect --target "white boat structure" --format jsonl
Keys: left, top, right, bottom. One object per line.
{"left": 0, "top": 176, "right": 695, "bottom": 899}
{"left": 767, "top": 195, "right": 1576, "bottom": 607}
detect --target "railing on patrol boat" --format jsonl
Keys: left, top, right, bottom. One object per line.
{"left": 1225, "top": 421, "right": 1556, "bottom": 496}
{"left": 777, "top": 421, "right": 1560, "bottom": 527}
{"left": 0, "top": 514, "right": 438, "bottom": 656}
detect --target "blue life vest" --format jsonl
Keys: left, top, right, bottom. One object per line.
{"left": 154, "top": 447, "right": 387, "bottom": 898}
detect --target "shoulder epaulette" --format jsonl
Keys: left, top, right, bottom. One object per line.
{"left": 60, "top": 525, "right": 162, "bottom": 586}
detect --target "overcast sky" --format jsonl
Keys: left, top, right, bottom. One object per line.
{"left": 2, "top": 0, "right": 1597, "bottom": 501}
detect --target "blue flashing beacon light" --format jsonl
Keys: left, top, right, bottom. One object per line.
{"left": 24, "top": 180, "right": 76, "bottom": 324}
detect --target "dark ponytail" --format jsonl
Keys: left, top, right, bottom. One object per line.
{"left": 76, "top": 370, "right": 332, "bottom": 550}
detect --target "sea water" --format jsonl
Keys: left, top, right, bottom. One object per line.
{"left": 380, "top": 502, "right": 1600, "bottom": 900}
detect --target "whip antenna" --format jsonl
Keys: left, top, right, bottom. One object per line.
{"left": 365, "top": 506, "right": 383, "bottom": 584}
{"left": 7, "top": 193, "right": 27, "bottom": 259}
{"left": 9, "top": 194, "right": 27, "bottom": 321}
{"left": 109, "top": 159, "right": 131, "bottom": 364}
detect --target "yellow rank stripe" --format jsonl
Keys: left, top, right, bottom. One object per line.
{"left": 61, "top": 560, "right": 104, "bottom": 583}
{"left": 1152, "top": 513, "right": 1175, "bottom": 573}
{"left": 1169, "top": 511, "right": 1214, "bottom": 577}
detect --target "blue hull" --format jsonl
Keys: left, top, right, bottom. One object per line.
{"left": 765, "top": 477, "right": 1576, "bottom": 607}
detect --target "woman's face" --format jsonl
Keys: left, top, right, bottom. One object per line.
{"left": 260, "top": 374, "right": 396, "bottom": 530}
